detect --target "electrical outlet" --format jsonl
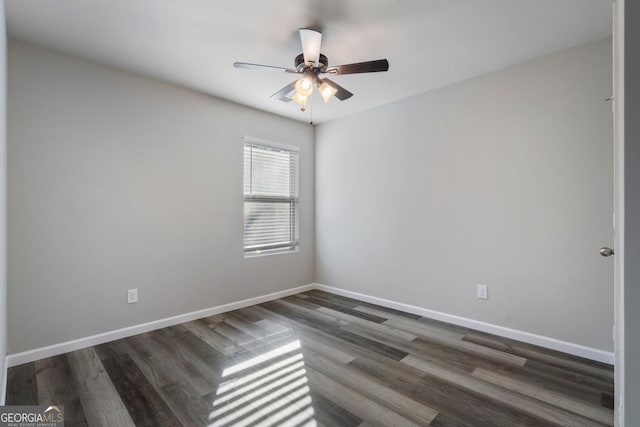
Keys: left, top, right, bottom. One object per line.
{"left": 477, "top": 284, "right": 488, "bottom": 300}
{"left": 127, "top": 288, "right": 138, "bottom": 304}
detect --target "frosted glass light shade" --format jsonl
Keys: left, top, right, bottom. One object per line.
{"left": 292, "top": 92, "right": 308, "bottom": 106}
{"left": 318, "top": 81, "right": 338, "bottom": 102}
{"left": 295, "top": 78, "right": 313, "bottom": 97}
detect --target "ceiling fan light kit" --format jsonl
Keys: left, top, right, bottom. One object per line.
{"left": 292, "top": 91, "right": 308, "bottom": 107}
{"left": 234, "top": 28, "right": 389, "bottom": 111}
{"left": 318, "top": 80, "right": 338, "bottom": 103}
{"left": 294, "top": 77, "right": 313, "bottom": 97}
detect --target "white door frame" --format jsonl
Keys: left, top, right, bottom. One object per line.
{"left": 613, "top": 0, "right": 625, "bottom": 426}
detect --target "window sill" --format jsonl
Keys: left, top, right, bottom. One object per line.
{"left": 244, "top": 247, "right": 299, "bottom": 259}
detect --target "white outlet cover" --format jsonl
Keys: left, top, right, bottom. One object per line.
{"left": 477, "top": 284, "right": 488, "bottom": 300}
{"left": 127, "top": 288, "right": 138, "bottom": 304}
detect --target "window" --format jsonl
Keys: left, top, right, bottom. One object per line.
{"left": 243, "top": 138, "right": 299, "bottom": 256}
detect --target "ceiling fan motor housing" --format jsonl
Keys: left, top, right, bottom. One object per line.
{"left": 295, "top": 53, "right": 328, "bottom": 73}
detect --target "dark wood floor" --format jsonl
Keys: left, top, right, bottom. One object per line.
{"left": 7, "top": 290, "right": 614, "bottom": 427}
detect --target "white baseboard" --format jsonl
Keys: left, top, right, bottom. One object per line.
{"left": 6, "top": 282, "right": 614, "bottom": 367}
{"left": 6, "top": 284, "right": 315, "bottom": 367}
{"left": 313, "top": 283, "right": 615, "bottom": 365}
{"left": 0, "top": 358, "right": 6, "bottom": 405}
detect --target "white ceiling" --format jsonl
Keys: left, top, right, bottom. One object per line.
{"left": 5, "top": 0, "right": 612, "bottom": 124}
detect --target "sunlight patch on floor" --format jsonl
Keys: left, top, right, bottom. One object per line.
{"left": 210, "top": 339, "right": 317, "bottom": 427}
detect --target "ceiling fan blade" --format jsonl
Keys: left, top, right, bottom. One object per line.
{"left": 322, "top": 78, "right": 353, "bottom": 101}
{"left": 325, "top": 59, "right": 389, "bottom": 75}
{"left": 269, "top": 80, "right": 297, "bottom": 102}
{"left": 234, "top": 62, "right": 299, "bottom": 73}
{"left": 299, "top": 28, "right": 322, "bottom": 66}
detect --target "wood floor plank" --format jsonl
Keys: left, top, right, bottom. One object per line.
{"left": 148, "top": 329, "right": 220, "bottom": 396}
{"left": 127, "top": 332, "right": 216, "bottom": 396}
{"left": 97, "top": 351, "right": 183, "bottom": 427}
{"left": 299, "top": 325, "right": 388, "bottom": 365}
{"left": 382, "top": 318, "right": 528, "bottom": 367}
{"left": 602, "top": 392, "right": 615, "bottom": 410}
{"left": 266, "top": 298, "right": 349, "bottom": 329}
{"left": 208, "top": 363, "right": 313, "bottom": 427}
{"left": 205, "top": 352, "right": 306, "bottom": 407}
{"left": 309, "top": 291, "right": 424, "bottom": 322}
{"left": 161, "top": 380, "right": 211, "bottom": 427}
{"left": 402, "top": 354, "right": 604, "bottom": 427}
{"left": 305, "top": 290, "right": 363, "bottom": 309}
{"left": 116, "top": 339, "right": 212, "bottom": 426}
{"left": 416, "top": 316, "right": 472, "bottom": 335}
{"left": 249, "top": 304, "right": 308, "bottom": 330}
{"left": 231, "top": 306, "right": 265, "bottom": 323}
{"left": 287, "top": 294, "right": 336, "bottom": 312}
{"left": 262, "top": 299, "right": 410, "bottom": 361}
{"left": 472, "top": 367, "right": 613, "bottom": 425}
{"left": 414, "top": 336, "right": 528, "bottom": 369}
{"left": 524, "top": 359, "right": 615, "bottom": 393}
{"left": 491, "top": 363, "right": 608, "bottom": 407}
{"left": 66, "top": 347, "right": 136, "bottom": 427}
{"left": 316, "top": 306, "right": 418, "bottom": 341}
{"left": 254, "top": 318, "right": 292, "bottom": 337}
{"left": 355, "top": 306, "right": 466, "bottom": 341}
{"left": 167, "top": 325, "right": 226, "bottom": 366}
{"left": 464, "top": 332, "right": 614, "bottom": 381}
{"left": 114, "top": 336, "right": 179, "bottom": 390}
{"left": 199, "top": 313, "right": 227, "bottom": 326}
{"left": 182, "top": 320, "right": 240, "bottom": 356}
{"left": 6, "top": 362, "right": 38, "bottom": 406}
{"left": 349, "top": 355, "right": 552, "bottom": 427}
{"left": 373, "top": 309, "right": 471, "bottom": 341}
{"left": 304, "top": 350, "right": 439, "bottom": 425}
{"left": 246, "top": 394, "right": 317, "bottom": 427}
{"left": 383, "top": 317, "right": 466, "bottom": 340}
{"left": 341, "top": 321, "right": 499, "bottom": 374}
{"left": 288, "top": 327, "right": 356, "bottom": 365}
{"left": 428, "top": 413, "right": 474, "bottom": 427}
{"left": 249, "top": 306, "right": 460, "bottom": 419}
{"left": 467, "top": 330, "right": 612, "bottom": 369}
{"left": 211, "top": 322, "right": 257, "bottom": 346}
{"left": 305, "top": 365, "right": 422, "bottom": 427}
{"left": 35, "top": 355, "right": 88, "bottom": 427}
{"left": 254, "top": 306, "right": 422, "bottom": 370}
{"left": 149, "top": 329, "right": 217, "bottom": 392}
{"left": 292, "top": 294, "right": 389, "bottom": 323}
{"left": 309, "top": 390, "right": 363, "bottom": 427}
{"left": 223, "top": 312, "right": 269, "bottom": 338}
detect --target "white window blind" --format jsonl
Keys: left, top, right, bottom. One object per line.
{"left": 243, "top": 140, "right": 299, "bottom": 256}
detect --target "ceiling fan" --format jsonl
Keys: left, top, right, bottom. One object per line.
{"left": 234, "top": 28, "right": 389, "bottom": 110}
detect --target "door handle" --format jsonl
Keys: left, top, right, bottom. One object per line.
{"left": 600, "top": 247, "right": 615, "bottom": 257}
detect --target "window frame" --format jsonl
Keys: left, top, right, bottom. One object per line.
{"left": 242, "top": 136, "right": 300, "bottom": 258}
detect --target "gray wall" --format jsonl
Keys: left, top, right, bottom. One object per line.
{"left": 316, "top": 39, "right": 613, "bottom": 351}
{"left": 0, "top": 0, "right": 6, "bottom": 402}
{"left": 7, "top": 40, "right": 314, "bottom": 354}
{"left": 624, "top": 1, "right": 640, "bottom": 423}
